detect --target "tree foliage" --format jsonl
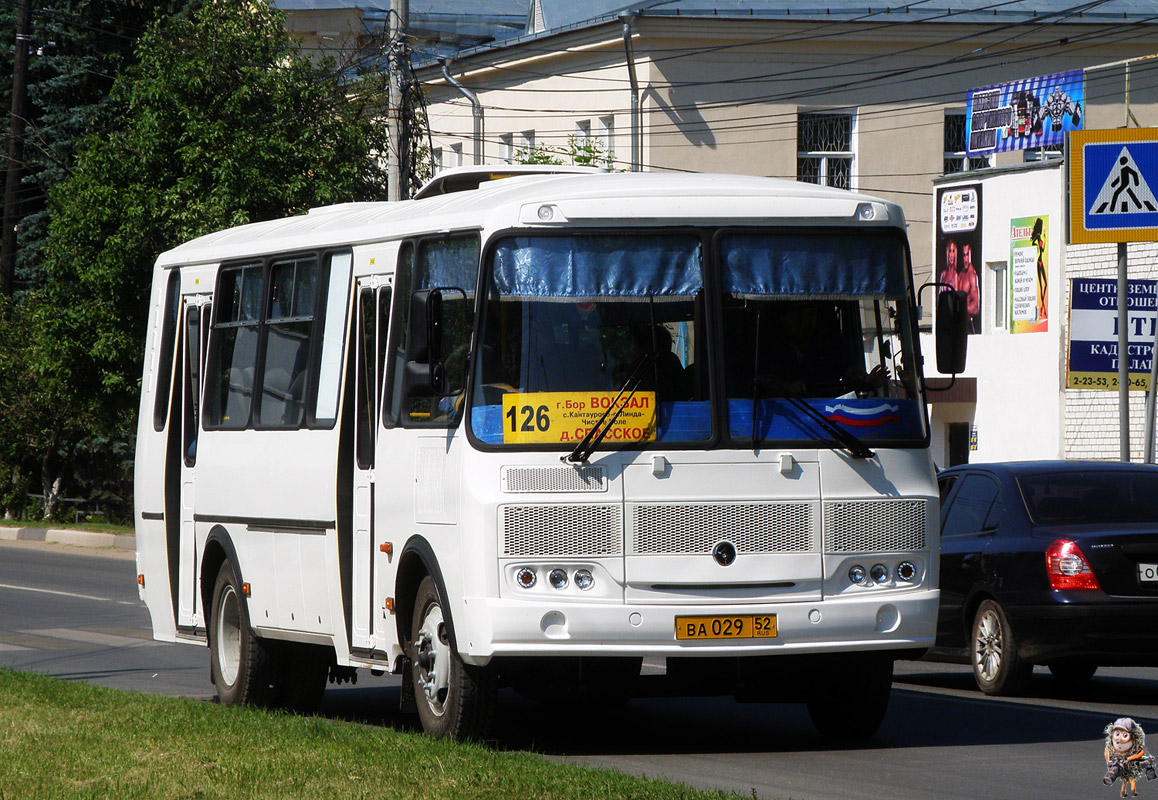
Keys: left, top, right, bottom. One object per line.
{"left": 1, "top": 0, "right": 391, "bottom": 519}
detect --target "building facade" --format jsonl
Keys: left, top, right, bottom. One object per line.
{"left": 417, "top": 1, "right": 1158, "bottom": 291}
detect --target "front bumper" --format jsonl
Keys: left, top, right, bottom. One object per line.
{"left": 455, "top": 588, "right": 939, "bottom": 664}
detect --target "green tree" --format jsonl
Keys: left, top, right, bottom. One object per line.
{"left": 14, "top": 0, "right": 390, "bottom": 518}
{"left": 2, "top": 1, "right": 190, "bottom": 296}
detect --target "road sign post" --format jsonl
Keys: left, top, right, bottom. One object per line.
{"left": 1069, "top": 128, "right": 1158, "bottom": 462}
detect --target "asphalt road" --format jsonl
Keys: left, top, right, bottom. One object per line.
{"left": 2, "top": 540, "right": 1156, "bottom": 800}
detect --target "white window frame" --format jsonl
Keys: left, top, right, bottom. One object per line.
{"left": 796, "top": 109, "right": 856, "bottom": 191}
{"left": 988, "top": 260, "right": 1008, "bottom": 334}
{"left": 943, "top": 110, "right": 993, "bottom": 174}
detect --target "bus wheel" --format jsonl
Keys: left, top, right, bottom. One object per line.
{"left": 409, "top": 576, "right": 496, "bottom": 740}
{"left": 805, "top": 655, "right": 892, "bottom": 740}
{"left": 209, "top": 560, "right": 275, "bottom": 707}
{"left": 273, "top": 643, "right": 329, "bottom": 714}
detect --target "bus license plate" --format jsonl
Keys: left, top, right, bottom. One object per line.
{"left": 675, "top": 615, "right": 777, "bottom": 640}
{"left": 1139, "top": 563, "right": 1158, "bottom": 583}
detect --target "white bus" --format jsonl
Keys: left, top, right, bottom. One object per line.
{"left": 135, "top": 169, "right": 967, "bottom": 740}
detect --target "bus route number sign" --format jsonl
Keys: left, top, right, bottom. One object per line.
{"left": 501, "top": 391, "right": 657, "bottom": 445}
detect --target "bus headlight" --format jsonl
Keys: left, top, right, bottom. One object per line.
{"left": 896, "top": 562, "right": 917, "bottom": 582}
{"left": 515, "top": 567, "right": 537, "bottom": 589}
{"left": 548, "top": 568, "right": 569, "bottom": 590}
{"left": 848, "top": 565, "right": 867, "bottom": 585}
{"left": 870, "top": 564, "right": 889, "bottom": 584}
{"left": 574, "top": 569, "right": 594, "bottom": 590}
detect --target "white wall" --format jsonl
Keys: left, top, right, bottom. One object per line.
{"left": 929, "top": 164, "right": 1067, "bottom": 464}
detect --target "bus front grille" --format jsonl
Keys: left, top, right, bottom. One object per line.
{"left": 501, "top": 504, "right": 622, "bottom": 556}
{"left": 630, "top": 502, "right": 815, "bottom": 555}
{"left": 501, "top": 465, "right": 607, "bottom": 493}
{"left": 822, "top": 499, "right": 927, "bottom": 553}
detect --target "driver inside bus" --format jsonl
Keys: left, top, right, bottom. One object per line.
{"left": 757, "top": 300, "right": 888, "bottom": 398}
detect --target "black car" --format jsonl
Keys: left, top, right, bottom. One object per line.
{"left": 931, "top": 460, "right": 1158, "bottom": 695}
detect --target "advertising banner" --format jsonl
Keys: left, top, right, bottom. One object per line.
{"left": 1067, "top": 277, "right": 1157, "bottom": 391}
{"left": 936, "top": 185, "right": 982, "bottom": 334}
{"left": 1009, "top": 215, "right": 1048, "bottom": 333}
{"left": 966, "top": 70, "right": 1083, "bottom": 156}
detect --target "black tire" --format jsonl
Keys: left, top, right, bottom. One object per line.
{"left": 410, "top": 575, "right": 496, "bottom": 740}
{"left": 971, "top": 599, "right": 1031, "bottom": 696}
{"left": 208, "top": 560, "right": 277, "bottom": 707}
{"left": 1048, "top": 660, "right": 1097, "bottom": 685}
{"left": 805, "top": 655, "right": 893, "bottom": 740}
{"left": 273, "top": 643, "right": 330, "bottom": 714}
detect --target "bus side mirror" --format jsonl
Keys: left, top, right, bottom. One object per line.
{"left": 403, "top": 289, "right": 447, "bottom": 398}
{"left": 935, "top": 289, "right": 968, "bottom": 375}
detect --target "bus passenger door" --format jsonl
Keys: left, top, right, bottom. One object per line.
{"left": 178, "top": 296, "right": 210, "bottom": 628}
{"left": 351, "top": 279, "right": 391, "bottom": 650}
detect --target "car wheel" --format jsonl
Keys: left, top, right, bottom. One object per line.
{"left": 1048, "top": 660, "right": 1097, "bottom": 685}
{"left": 410, "top": 576, "right": 496, "bottom": 740}
{"left": 971, "top": 599, "right": 1031, "bottom": 696}
{"left": 209, "top": 560, "right": 276, "bottom": 707}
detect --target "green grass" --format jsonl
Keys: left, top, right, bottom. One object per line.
{"left": 0, "top": 670, "right": 737, "bottom": 800}
{"left": 0, "top": 518, "right": 133, "bottom": 535}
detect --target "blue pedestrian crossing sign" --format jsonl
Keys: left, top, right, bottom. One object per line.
{"left": 1069, "top": 128, "right": 1158, "bottom": 244}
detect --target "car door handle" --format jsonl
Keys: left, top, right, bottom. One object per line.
{"left": 961, "top": 554, "right": 980, "bottom": 567}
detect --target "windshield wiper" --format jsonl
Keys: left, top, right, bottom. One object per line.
{"left": 788, "top": 398, "right": 875, "bottom": 460}
{"left": 564, "top": 352, "right": 655, "bottom": 464}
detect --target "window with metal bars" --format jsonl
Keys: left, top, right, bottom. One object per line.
{"left": 943, "top": 112, "right": 992, "bottom": 174}
{"left": 797, "top": 111, "right": 854, "bottom": 189}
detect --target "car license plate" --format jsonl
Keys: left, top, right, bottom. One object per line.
{"left": 674, "top": 614, "right": 777, "bottom": 640}
{"left": 1139, "top": 563, "right": 1158, "bottom": 583}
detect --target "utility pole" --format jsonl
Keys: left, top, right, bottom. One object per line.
{"left": 1, "top": 0, "right": 31, "bottom": 297}
{"left": 386, "top": 0, "right": 409, "bottom": 202}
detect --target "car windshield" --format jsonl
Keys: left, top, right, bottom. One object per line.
{"left": 468, "top": 230, "right": 927, "bottom": 452}
{"left": 1019, "top": 471, "right": 1158, "bottom": 525}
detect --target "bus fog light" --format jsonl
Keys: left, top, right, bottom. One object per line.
{"left": 896, "top": 561, "right": 917, "bottom": 582}
{"left": 548, "top": 568, "right": 568, "bottom": 589}
{"left": 515, "top": 567, "right": 537, "bottom": 589}
{"left": 848, "top": 565, "right": 866, "bottom": 584}
{"left": 856, "top": 202, "right": 876, "bottom": 221}
{"left": 870, "top": 564, "right": 889, "bottom": 584}
{"left": 537, "top": 204, "right": 555, "bottom": 221}
{"left": 574, "top": 569, "right": 594, "bottom": 590}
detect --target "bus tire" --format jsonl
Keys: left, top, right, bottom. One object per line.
{"left": 273, "top": 643, "right": 329, "bottom": 714}
{"left": 410, "top": 575, "right": 496, "bottom": 740}
{"left": 805, "top": 655, "right": 892, "bottom": 740}
{"left": 209, "top": 560, "right": 276, "bottom": 708}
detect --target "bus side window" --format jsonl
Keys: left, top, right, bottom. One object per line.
{"left": 205, "top": 263, "right": 263, "bottom": 429}
{"left": 384, "top": 241, "right": 414, "bottom": 427}
{"left": 314, "top": 251, "right": 353, "bottom": 427}
{"left": 152, "top": 271, "right": 181, "bottom": 431}
{"left": 257, "top": 256, "right": 318, "bottom": 428}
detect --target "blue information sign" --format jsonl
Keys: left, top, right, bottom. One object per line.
{"left": 1067, "top": 277, "right": 1157, "bottom": 390}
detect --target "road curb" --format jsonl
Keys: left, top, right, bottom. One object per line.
{"left": 0, "top": 527, "right": 135, "bottom": 551}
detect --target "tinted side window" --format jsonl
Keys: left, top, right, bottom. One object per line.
{"left": 152, "top": 271, "right": 182, "bottom": 431}
{"left": 257, "top": 257, "right": 318, "bottom": 427}
{"left": 205, "top": 264, "right": 263, "bottom": 428}
{"left": 942, "top": 474, "right": 1001, "bottom": 537}
{"left": 387, "top": 234, "right": 479, "bottom": 427}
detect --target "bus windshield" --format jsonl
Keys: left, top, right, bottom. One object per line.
{"left": 468, "top": 230, "right": 926, "bottom": 451}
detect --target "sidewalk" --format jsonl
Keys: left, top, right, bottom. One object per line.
{"left": 0, "top": 525, "right": 135, "bottom": 554}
